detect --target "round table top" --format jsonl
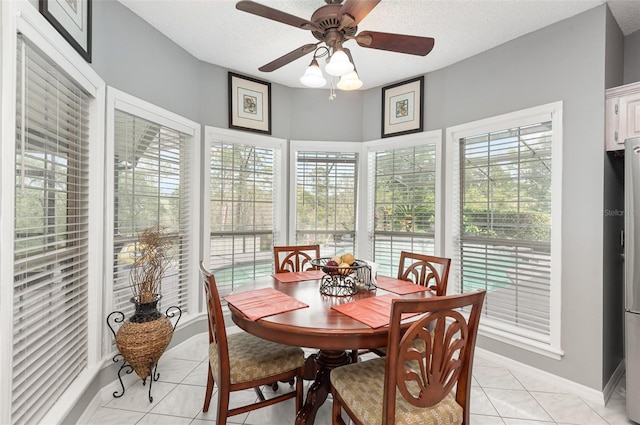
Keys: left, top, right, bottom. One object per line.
{"left": 228, "top": 275, "right": 433, "bottom": 351}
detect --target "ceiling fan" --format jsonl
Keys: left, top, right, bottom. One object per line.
{"left": 235, "top": 0, "right": 435, "bottom": 80}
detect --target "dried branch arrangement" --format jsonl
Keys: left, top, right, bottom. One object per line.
{"left": 129, "top": 225, "right": 172, "bottom": 303}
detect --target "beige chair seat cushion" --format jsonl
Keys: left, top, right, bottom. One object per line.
{"left": 330, "top": 357, "right": 463, "bottom": 425}
{"left": 372, "top": 337, "right": 427, "bottom": 356}
{"left": 210, "top": 332, "right": 305, "bottom": 384}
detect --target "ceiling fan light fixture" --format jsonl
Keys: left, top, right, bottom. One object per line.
{"left": 325, "top": 49, "right": 354, "bottom": 76}
{"left": 238, "top": 0, "right": 436, "bottom": 96}
{"left": 336, "top": 69, "right": 363, "bottom": 91}
{"left": 300, "top": 58, "right": 327, "bottom": 88}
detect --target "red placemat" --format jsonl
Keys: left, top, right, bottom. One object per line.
{"left": 224, "top": 287, "right": 308, "bottom": 320}
{"left": 375, "top": 275, "right": 432, "bottom": 295}
{"left": 272, "top": 269, "right": 325, "bottom": 283}
{"left": 331, "top": 294, "right": 421, "bottom": 328}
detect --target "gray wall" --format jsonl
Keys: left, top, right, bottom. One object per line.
{"left": 471, "top": 5, "right": 608, "bottom": 389}
{"left": 606, "top": 7, "right": 626, "bottom": 90}
{"left": 91, "top": 0, "right": 362, "bottom": 141}
{"left": 89, "top": 0, "right": 621, "bottom": 391}
{"left": 196, "top": 61, "right": 229, "bottom": 129}
{"left": 624, "top": 29, "right": 640, "bottom": 85}
{"left": 363, "top": 5, "right": 610, "bottom": 390}
{"left": 288, "top": 88, "right": 363, "bottom": 141}
{"left": 602, "top": 5, "right": 626, "bottom": 388}
{"left": 91, "top": 1, "right": 202, "bottom": 123}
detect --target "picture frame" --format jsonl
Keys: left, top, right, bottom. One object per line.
{"left": 381, "top": 76, "right": 424, "bottom": 138}
{"left": 228, "top": 72, "right": 272, "bottom": 135}
{"left": 40, "top": 0, "right": 92, "bottom": 63}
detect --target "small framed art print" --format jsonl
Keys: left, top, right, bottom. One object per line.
{"left": 228, "top": 72, "right": 272, "bottom": 135}
{"left": 40, "top": 0, "right": 92, "bottom": 62}
{"left": 381, "top": 76, "right": 424, "bottom": 138}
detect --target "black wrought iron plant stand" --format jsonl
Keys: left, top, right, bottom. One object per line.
{"left": 106, "top": 306, "right": 182, "bottom": 402}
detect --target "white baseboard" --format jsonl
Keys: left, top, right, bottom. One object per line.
{"left": 75, "top": 387, "right": 108, "bottom": 425}
{"left": 68, "top": 313, "right": 208, "bottom": 424}
{"left": 603, "top": 360, "right": 626, "bottom": 403}
{"left": 475, "top": 347, "right": 613, "bottom": 406}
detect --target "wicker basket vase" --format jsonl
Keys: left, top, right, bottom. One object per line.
{"left": 115, "top": 296, "right": 173, "bottom": 380}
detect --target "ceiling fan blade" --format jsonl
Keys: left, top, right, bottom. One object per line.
{"left": 236, "top": 0, "right": 321, "bottom": 31}
{"left": 259, "top": 44, "right": 318, "bottom": 72}
{"left": 356, "top": 31, "right": 435, "bottom": 56}
{"left": 338, "top": 0, "right": 381, "bottom": 28}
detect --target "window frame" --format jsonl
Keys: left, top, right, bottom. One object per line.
{"left": 289, "top": 140, "right": 363, "bottom": 257}
{"left": 445, "top": 102, "right": 564, "bottom": 359}
{"left": 0, "top": 2, "right": 106, "bottom": 424}
{"left": 104, "top": 87, "right": 201, "bottom": 355}
{"left": 363, "top": 130, "right": 443, "bottom": 275}
{"left": 202, "top": 126, "right": 287, "bottom": 295}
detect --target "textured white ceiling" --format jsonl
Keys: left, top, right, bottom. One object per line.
{"left": 118, "top": 0, "right": 640, "bottom": 90}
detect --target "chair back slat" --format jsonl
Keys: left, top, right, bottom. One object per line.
{"left": 398, "top": 251, "right": 452, "bottom": 296}
{"left": 383, "top": 290, "right": 486, "bottom": 425}
{"left": 273, "top": 244, "right": 320, "bottom": 273}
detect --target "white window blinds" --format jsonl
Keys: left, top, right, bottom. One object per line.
{"left": 295, "top": 151, "right": 358, "bottom": 256}
{"left": 370, "top": 144, "right": 437, "bottom": 277}
{"left": 13, "top": 36, "right": 90, "bottom": 425}
{"left": 113, "top": 110, "right": 192, "bottom": 316}
{"left": 208, "top": 141, "right": 278, "bottom": 296}
{"left": 458, "top": 121, "right": 553, "bottom": 344}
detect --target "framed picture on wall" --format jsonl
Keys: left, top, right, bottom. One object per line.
{"left": 228, "top": 72, "right": 272, "bottom": 135}
{"left": 381, "top": 76, "right": 424, "bottom": 138}
{"left": 40, "top": 0, "right": 92, "bottom": 62}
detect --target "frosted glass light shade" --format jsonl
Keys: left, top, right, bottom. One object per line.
{"left": 300, "top": 60, "right": 326, "bottom": 88}
{"left": 337, "top": 70, "right": 363, "bottom": 90}
{"left": 325, "top": 50, "right": 354, "bottom": 76}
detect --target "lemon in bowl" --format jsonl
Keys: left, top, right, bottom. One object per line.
{"left": 341, "top": 253, "right": 355, "bottom": 265}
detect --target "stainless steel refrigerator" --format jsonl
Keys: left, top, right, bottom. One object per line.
{"left": 624, "top": 137, "right": 640, "bottom": 423}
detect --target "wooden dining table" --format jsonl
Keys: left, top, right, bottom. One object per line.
{"left": 226, "top": 272, "right": 435, "bottom": 425}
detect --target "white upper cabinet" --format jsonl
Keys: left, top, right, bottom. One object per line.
{"left": 621, "top": 92, "right": 640, "bottom": 140}
{"left": 606, "top": 81, "right": 640, "bottom": 151}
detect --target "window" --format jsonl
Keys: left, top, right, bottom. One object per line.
{"left": 446, "top": 103, "right": 563, "bottom": 358}
{"left": 366, "top": 132, "right": 441, "bottom": 277}
{"left": 12, "top": 36, "right": 91, "bottom": 425}
{"left": 206, "top": 127, "right": 284, "bottom": 296}
{"left": 109, "top": 89, "right": 199, "bottom": 320}
{"left": 292, "top": 142, "right": 360, "bottom": 257}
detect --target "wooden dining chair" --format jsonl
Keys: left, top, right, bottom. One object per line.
{"left": 199, "top": 261, "right": 305, "bottom": 425}
{"left": 367, "top": 251, "right": 453, "bottom": 358}
{"left": 398, "top": 251, "right": 452, "bottom": 296}
{"left": 330, "top": 290, "right": 486, "bottom": 425}
{"left": 273, "top": 244, "right": 320, "bottom": 273}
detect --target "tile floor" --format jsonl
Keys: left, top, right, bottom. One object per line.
{"left": 81, "top": 331, "right": 635, "bottom": 425}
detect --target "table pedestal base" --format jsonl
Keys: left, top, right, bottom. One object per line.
{"left": 295, "top": 350, "right": 352, "bottom": 425}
